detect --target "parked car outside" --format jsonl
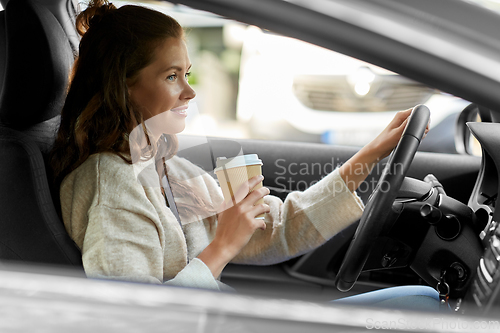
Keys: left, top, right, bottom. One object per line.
{"left": 236, "top": 26, "right": 470, "bottom": 148}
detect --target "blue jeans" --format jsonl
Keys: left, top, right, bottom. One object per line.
{"left": 333, "top": 286, "right": 442, "bottom": 312}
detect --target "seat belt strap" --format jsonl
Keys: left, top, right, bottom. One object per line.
{"left": 160, "top": 157, "right": 182, "bottom": 226}
{"left": 158, "top": 157, "right": 189, "bottom": 264}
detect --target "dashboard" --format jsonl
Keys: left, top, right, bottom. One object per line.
{"left": 463, "top": 122, "right": 500, "bottom": 315}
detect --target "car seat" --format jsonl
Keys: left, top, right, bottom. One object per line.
{"left": 0, "top": 0, "right": 82, "bottom": 267}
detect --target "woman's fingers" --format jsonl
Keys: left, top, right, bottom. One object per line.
{"left": 398, "top": 116, "right": 409, "bottom": 131}
{"left": 251, "top": 203, "right": 270, "bottom": 230}
{"left": 393, "top": 109, "right": 412, "bottom": 126}
{"left": 256, "top": 219, "right": 267, "bottom": 231}
{"left": 232, "top": 175, "right": 264, "bottom": 204}
{"left": 423, "top": 119, "right": 431, "bottom": 139}
{"left": 397, "top": 108, "right": 431, "bottom": 141}
{"left": 237, "top": 186, "right": 270, "bottom": 220}
{"left": 245, "top": 186, "right": 270, "bottom": 204}
{"left": 234, "top": 181, "right": 269, "bottom": 219}
{"left": 218, "top": 175, "right": 267, "bottom": 214}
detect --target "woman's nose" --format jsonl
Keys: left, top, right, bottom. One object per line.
{"left": 182, "top": 81, "right": 196, "bottom": 100}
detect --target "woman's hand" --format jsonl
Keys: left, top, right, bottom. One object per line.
{"left": 367, "top": 108, "right": 430, "bottom": 159}
{"left": 214, "top": 175, "right": 270, "bottom": 259}
{"left": 197, "top": 175, "right": 270, "bottom": 278}
{"left": 339, "top": 107, "right": 430, "bottom": 192}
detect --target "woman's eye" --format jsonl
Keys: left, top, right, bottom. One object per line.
{"left": 166, "top": 74, "right": 177, "bottom": 81}
{"left": 185, "top": 72, "right": 191, "bottom": 80}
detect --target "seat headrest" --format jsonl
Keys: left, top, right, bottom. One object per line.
{"left": 0, "top": 0, "right": 73, "bottom": 130}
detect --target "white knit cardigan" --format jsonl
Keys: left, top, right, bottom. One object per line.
{"left": 60, "top": 152, "right": 364, "bottom": 291}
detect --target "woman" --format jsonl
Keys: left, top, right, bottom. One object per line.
{"left": 51, "top": 0, "right": 437, "bottom": 308}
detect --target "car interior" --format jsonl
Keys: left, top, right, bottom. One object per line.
{"left": 0, "top": 0, "right": 82, "bottom": 267}
{"left": 2, "top": 0, "right": 500, "bottom": 319}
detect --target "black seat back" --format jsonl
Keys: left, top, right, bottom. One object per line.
{"left": 0, "top": 0, "right": 82, "bottom": 266}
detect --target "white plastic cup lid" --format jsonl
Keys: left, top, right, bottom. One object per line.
{"left": 214, "top": 154, "right": 262, "bottom": 172}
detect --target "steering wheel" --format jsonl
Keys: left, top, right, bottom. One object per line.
{"left": 335, "top": 104, "right": 430, "bottom": 292}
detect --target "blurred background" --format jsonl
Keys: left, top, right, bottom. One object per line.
{"left": 99, "top": 1, "right": 500, "bottom": 153}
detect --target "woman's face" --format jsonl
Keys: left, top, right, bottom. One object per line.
{"left": 128, "top": 37, "right": 195, "bottom": 140}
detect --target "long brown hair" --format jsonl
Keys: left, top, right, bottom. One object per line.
{"left": 51, "top": 0, "right": 215, "bottom": 222}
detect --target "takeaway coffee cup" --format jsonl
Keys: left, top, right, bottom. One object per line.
{"left": 214, "top": 154, "right": 265, "bottom": 219}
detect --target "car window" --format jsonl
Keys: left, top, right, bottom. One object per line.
{"left": 114, "top": 0, "right": 470, "bottom": 153}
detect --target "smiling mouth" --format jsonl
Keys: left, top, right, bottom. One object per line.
{"left": 170, "top": 105, "right": 188, "bottom": 116}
